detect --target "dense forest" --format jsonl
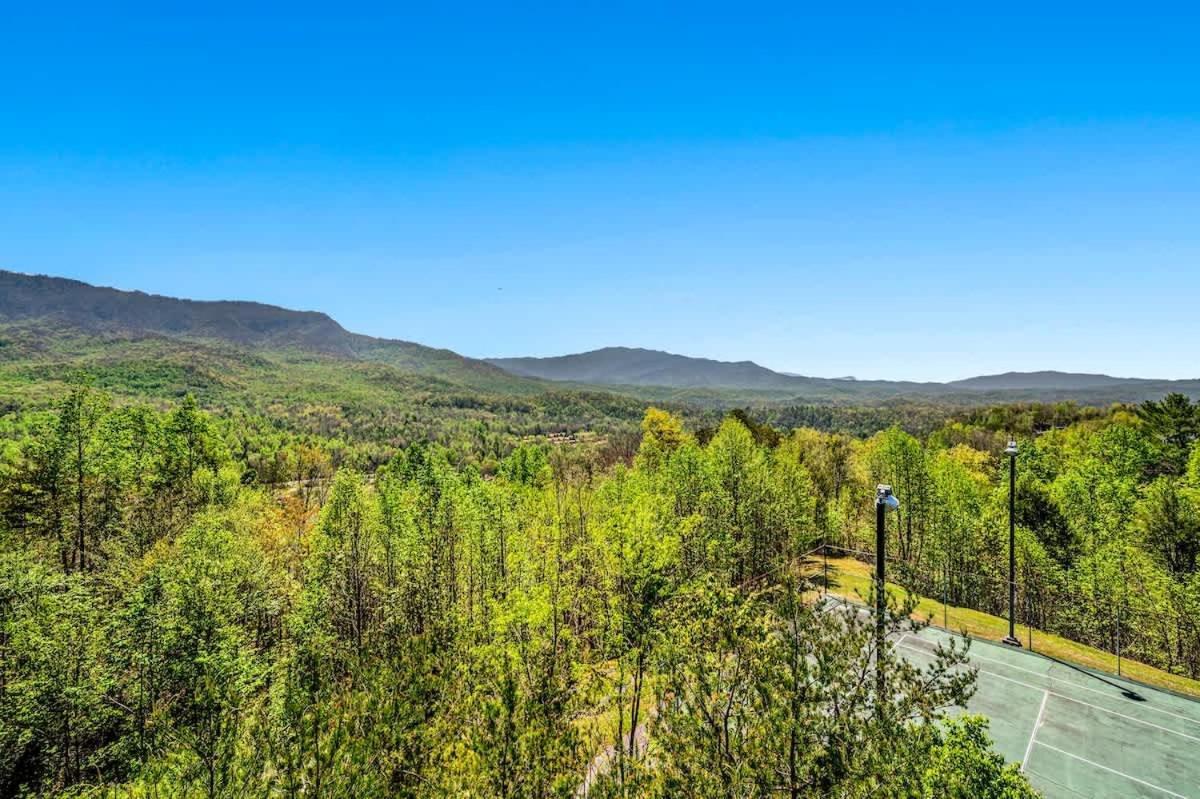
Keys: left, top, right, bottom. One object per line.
{"left": 3, "top": 366, "right": 1199, "bottom": 797}
{"left": 828, "top": 394, "right": 1200, "bottom": 681}
{"left": 0, "top": 380, "right": 1075, "bottom": 797}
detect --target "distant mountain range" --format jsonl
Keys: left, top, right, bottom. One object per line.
{"left": 944, "top": 371, "right": 1140, "bottom": 391}
{"left": 489, "top": 347, "right": 806, "bottom": 390}
{"left": 487, "top": 347, "right": 1200, "bottom": 401}
{"left": 4, "top": 269, "right": 1199, "bottom": 407}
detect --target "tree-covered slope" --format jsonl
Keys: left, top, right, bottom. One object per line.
{"left": 0, "top": 269, "right": 534, "bottom": 395}
{"left": 6, "top": 269, "right": 1200, "bottom": 415}
{"left": 0, "top": 320, "right": 651, "bottom": 462}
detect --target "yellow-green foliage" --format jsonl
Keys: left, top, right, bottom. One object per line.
{"left": 7, "top": 388, "right": 1198, "bottom": 797}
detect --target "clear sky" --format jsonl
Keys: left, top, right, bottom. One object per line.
{"left": 2, "top": 4, "right": 1198, "bottom": 381}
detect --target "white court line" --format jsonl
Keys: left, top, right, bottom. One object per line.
{"left": 836, "top": 599, "right": 1200, "bottom": 730}
{"left": 1032, "top": 741, "right": 1187, "bottom": 798}
{"left": 842, "top": 602, "right": 1198, "bottom": 793}
{"left": 897, "top": 642, "right": 1200, "bottom": 745}
{"left": 1022, "top": 690, "right": 1049, "bottom": 773}
{"left": 905, "top": 633, "right": 1200, "bottom": 728}
{"left": 840, "top": 600, "right": 1200, "bottom": 738}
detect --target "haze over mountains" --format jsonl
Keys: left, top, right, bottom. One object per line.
{"left": 489, "top": 347, "right": 809, "bottom": 391}
{"left": 487, "top": 347, "right": 1200, "bottom": 401}
{"left": 4, "top": 269, "right": 1199, "bottom": 406}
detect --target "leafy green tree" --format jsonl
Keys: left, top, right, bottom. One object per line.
{"left": 928, "top": 445, "right": 992, "bottom": 604}
{"left": 922, "top": 716, "right": 1040, "bottom": 798}
{"left": 163, "top": 393, "right": 223, "bottom": 494}
{"left": 0, "top": 554, "right": 117, "bottom": 794}
{"left": 595, "top": 468, "right": 677, "bottom": 786}
{"left": 500, "top": 442, "right": 551, "bottom": 487}
{"left": 778, "top": 428, "right": 859, "bottom": 546}
{"left": 1187, "top": 443, "right": 1200, "bottom": 489}
{"left": 867, "top": 427, "right": 933, "bottom": 569}
{"left": 1138, "top": 478, "right": 1200, "bottom": 576}
{"left": 638, "top": 580, "right": 981, "bottom": 798}
{"left": 304, "top": 470, "right": 382, "bottom": 662}
{"left": 1137, "top": 393, "right": 1200, "bottom": 476}
{"left": 634, "top": 407, "right": 689, "bottom": 472}
{"left": 441, "top": 594, "right": 585, "bottom": 798}
{"left": 703, "top": 416, "right": 771, "bottom": 581}
{"left": 46, "top": 383, "right": 113, "bottom": 571}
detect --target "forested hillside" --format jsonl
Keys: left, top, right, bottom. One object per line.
{"left": 0, "top": 382, "right": 1054, "bottom": 797}
{"left": 8, "top": 381, "right": 1198, "bottom": 796}
{"left": 8, "top": 271, "right": 1200, "bottom": 414}
{"left": 0, "top": 270, "right": 547, "bottom": 397}
{"left": 4, "top": 273, "right": 1200, "bottom": 797}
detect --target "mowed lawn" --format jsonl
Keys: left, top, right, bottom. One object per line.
{"left": 806, "top": 555, "right": 1200, "bottom": 700}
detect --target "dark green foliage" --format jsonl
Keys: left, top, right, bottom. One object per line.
{"left": 1138, "top": 393, "right": 1200, "bottom": 475}
{"left": 0, "top": 321, "right": 651, "bottom": 474}
{"left": 635, "top": 580, "right": 978, "bottom": 798}
{"left": 1138, "top": 478, "right": 1200, "bottom": 576}
{"left": 922, "top": 716, "right": 1039, "bottom": 798}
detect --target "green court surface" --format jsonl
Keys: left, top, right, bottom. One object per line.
{"left": 899, "top": 624, "right": 1200, "bottom": 798}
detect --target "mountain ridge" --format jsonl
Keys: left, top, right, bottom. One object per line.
{"left": 0, "top": 269, "right": 530, "bottom": 392}
{"left": 5, "top": 269, "right": 1200, "bottom": 405}
{"left": 944, "top": 370, "right": 1147, "bottom": 390}
{"left": 487, "top": 347, "right": 1198, "bottom": 396}
{"left": 487, "top": 346, "right": 808, "bottom": 390}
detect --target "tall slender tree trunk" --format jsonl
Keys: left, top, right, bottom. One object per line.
{"left": 76, "top": 429, "right": 85, "bottom": 572}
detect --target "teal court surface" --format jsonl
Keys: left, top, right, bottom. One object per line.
{"left": 898, "top": 623, "right": 1200, "bottom": 798}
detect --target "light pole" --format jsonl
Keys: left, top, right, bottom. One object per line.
{"left": 1003, "top": 439, "right": 1021, "bottom": 647}
{"left": 875, "top": 484, "right": 899, "bottom": 617}
{"left": 875, "top": 484, "right": 900, "bottom": 705}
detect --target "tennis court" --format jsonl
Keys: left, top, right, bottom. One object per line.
{"left": 894, "top": 618, "right": 1200, "bottom": 798}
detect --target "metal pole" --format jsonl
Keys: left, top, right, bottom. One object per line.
{"left": 1117, "top": 545, "right": 1126, "bottom": 677}
{"left": 943, "top": 561, "right": 948, "bottom": 630}
{"left": 1003, "top": 440, "right": 1021, "bottom": 647}
{"left": 876, "top": 495, "right": 886, "bottom": 704}
{"left": 873, "top": 485, "right": 898, "bottom": 715}
{"left": 1026, "top": 586, "right": 1032, "bottom": 650}
{"left": 1117, "top": 600, "right": 1122, "bottom": 677}
{"left": 876, "top": 498, "right": 887, "bottom": 617}
{"left": 823, "top": 543, "right": 828, "bottom": 597}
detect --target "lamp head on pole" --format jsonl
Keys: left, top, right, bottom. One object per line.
{"left": 1005, "top": 439, "right": 1019, "bottom": 457}
{"left": 876, "top": 484, "right": 900, "bottom": 510}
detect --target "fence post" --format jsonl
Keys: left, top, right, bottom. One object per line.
{"left": 1026, "top": 587, "right": 1032, "bottom": 651}
{"left": 943, "top": 562, "right": 948, "bottom": 630}
{"left": 1116, "top": 600, "right": 1122, "bottom": 677}
{"left": 823, "top": 543, "right": 828, "bottom": 597}
{"left": 1117, "top": 546, "right": 1126, "bottom": 678}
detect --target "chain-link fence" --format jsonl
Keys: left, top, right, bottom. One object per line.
{"left": 798, "top": 544, "right": 1195, "bottom": 692}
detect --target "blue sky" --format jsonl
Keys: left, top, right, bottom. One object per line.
{"left": 2, "top": 3, "right": 1198, "bottom": 381}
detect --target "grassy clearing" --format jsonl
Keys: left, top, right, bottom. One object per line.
{"left": 804, "top": 555, "right": 1200, "bottom": 700}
